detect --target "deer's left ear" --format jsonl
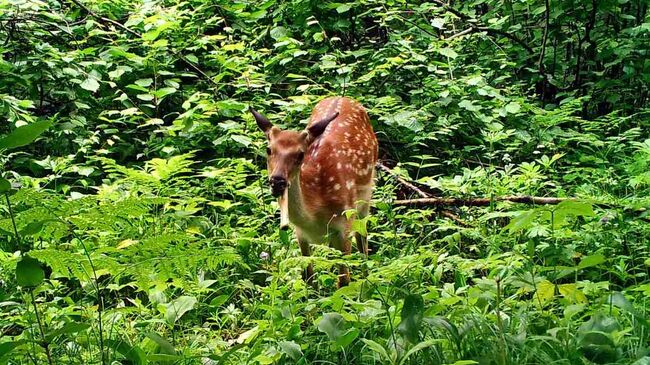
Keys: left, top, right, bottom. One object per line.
{"left": 307, "top": 112, "right": 339, "bottom": 139}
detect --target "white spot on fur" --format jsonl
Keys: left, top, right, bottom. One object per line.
{"left": 334, "top": 183, "right": 341, "bottom": 191}
{"left": 337, "top": 162, "right": 342, "bottom": 169}
{"left": 346, "top": 181, "right": 355, "bottom": 190}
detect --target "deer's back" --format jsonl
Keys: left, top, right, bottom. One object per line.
{"left": 299, "top": 97, "right": 378, "bottom": 218}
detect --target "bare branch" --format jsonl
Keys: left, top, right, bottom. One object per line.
{"left": 376, "top": 161, "right": 470, "bottom": 226}
{"left": 393, "top": 196, "right": 570, "bottom": 207}
{"left": 376, "top": 162, "right": 429, "bottom": 198}
{"left": 447, "top": 27, "right": 473, "bottom": 40}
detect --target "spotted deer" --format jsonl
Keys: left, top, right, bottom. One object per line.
{"left": 250, "top": 96, "right": 378, "bottom": 287}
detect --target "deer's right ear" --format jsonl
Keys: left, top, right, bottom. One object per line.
{"left": 249, "top": 107, "right": 273, "bottom": 134}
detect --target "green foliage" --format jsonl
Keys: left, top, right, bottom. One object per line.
{"left": 1, "top": 0, "right": 649, "bottom": 364}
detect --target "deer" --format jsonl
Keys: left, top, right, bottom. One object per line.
{"left": 250, "top": 96, "right": 378, "bottom": 287}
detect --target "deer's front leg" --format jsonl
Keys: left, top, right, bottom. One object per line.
{"left": 296, "top": 231, "right": 314, "bottom": 285}
{"left": 329, "top": 218, "right": 352, "bottom": 287}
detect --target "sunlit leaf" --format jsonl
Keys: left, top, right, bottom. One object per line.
{"left": 16, "top": 256, "right": 44, "bottom": 287}
{"left": 165, "top": 296, "right": 197, "bottom": 325}
{"left": 0, "top": 121, "right": 53, "bottom": 150}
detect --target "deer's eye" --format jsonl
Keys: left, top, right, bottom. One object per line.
{"left": 297, "top": 151, "right": 305, "bottom": 161}
{"left": 266, "top": 147, "right": 271, "bottom": 155}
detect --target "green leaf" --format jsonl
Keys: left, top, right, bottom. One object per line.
{"left": 351, "top": 218, "right": 367, "bottom": 237}
{"left": 505, "top": 101, "right": 521, "bottom": 114}
{"left": 361, "top": 339, "right": 389, "bottom": 362}
{"left": 135, "top": 78, "right": 153, "bottom": 87}
{"left": 555, "top": 201, "right": 595, "bottom": 217}
{"left": 534, "top": 279, "right": 555, "bottom": 306}
{"left": 106, "top": 339, "right": 147, "bottom": 365}
{"left": 458, "top": 99, "right": 481, "bottom": 112}
{"left": 142, "top": 28, "right": 162, "bottom": 41}
{"left": 631, "top": 357, "right": 650, "bottom": 365}
{"left": 278, "top": 341, "right": 302, "bottom": 360}
{"left": 216, "top": 100, "right": 247, "bottom": 111}
{"left": 398, "top": 339, "right": 442, "bottom": 365}
{"left": 336, "top": 4, "right": 351, "bottom": 13}
{"left": 317, "top": 313, "right": 346, "bottom": 341}
{"left": 578, "top": 254, "right": 605, "bottom": 269}
{"left": 384, "top": 110, "right": 424, "bottom": 132}
{"left": 80, "top": 77, "right": 100, "bottom": 92}
{"left": 153, "top": 87, "right": 177, "bottom": 99}
{"left": 0, "top": 121, "right": 53, "bottom": 150}
{"left": 0, "top": 341, "right": 24, "bottom": 359}
{"left": 231, "top": 135, "right": 252, "bottom": 147}
{"left": 397, "top": 294, "right": 424, "bottom": 343}
{"left": 270, "top": 26, "right": 288, "bottom": 40}
{"left": 558, "top": 283, "right": 587, "bottom": 303}
{"left": 165, "top": 296, "right": 197, "bottom": 325}
{"left": 438, "top": 47, "right": 458, "bottom": 59}
{"left": 0, "top": 178, "right": 10, "bottom": 193}
{"left": 317, "top": 313, "right": 358, "bottom": 348}
{"left": 335, "top": 328, "right": 359, "bottom": 348}
{"left": 0, "top": 341, "right": 25, "bottom": 359}
{"left": 147, "top": 354, "right": 180, "bottom": 362}
{"left": 16, "top": 256, "right": 45, "bottom": 287}
{"left": 137, "top": 94, "right": 154, "bottom": 101}
{"left": 46, "top": 322, "right": 90, "bottom": 342}
{"left": 145, "top": 332, "right": 176, "bottom": 355}
{"left": 505, "top": 210, "right": 537, "bottom": 233}
{"left": 20, "top": 221, "right": 44, "bottom": 236}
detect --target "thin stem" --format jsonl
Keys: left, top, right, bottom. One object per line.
{"left": 5, "top": 193, "right": 19, "bottom": 240}
{"left": 495, "top": 278, "right": 507, "bottom": 364}
{"left": 30, "top": 290, "right": 53, "bottom": 365}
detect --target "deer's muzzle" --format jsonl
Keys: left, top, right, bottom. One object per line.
{"left": 270, "top": 175, "right": 287, "bottom": 197}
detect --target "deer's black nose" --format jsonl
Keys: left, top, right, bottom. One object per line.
{"left": 270, "top": 175, "right": 287, "bottom": 197}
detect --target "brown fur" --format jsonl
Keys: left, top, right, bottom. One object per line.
{"left": 256, "top": 96, "right": 378, "bottom": 287}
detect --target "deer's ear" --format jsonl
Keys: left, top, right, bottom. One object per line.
{"left": 249, "top": 107, "right": 273, "bottom": 134}
{"left": 307, "top": 112, "right": 339, "bottom": 139}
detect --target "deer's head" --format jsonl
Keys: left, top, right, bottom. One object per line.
{"left": 250, "top": 107, "right": 338, "bottom": 197}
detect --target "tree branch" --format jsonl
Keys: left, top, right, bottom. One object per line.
{"left": 376, "top": 161, "right": 470, "bottom": 226}
{"left": 376, "top": 162, "right": 429, "bottom": 198}
{"left": 447, "top": 27, "right": 473, "bottom": 40}
{"left": 393, "top": 196, "right": 569, "bottom": 207}
{"left": 538, "top": 0, "right": 551, "bottom": 72}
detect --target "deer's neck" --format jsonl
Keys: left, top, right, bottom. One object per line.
{"left": 287, "top": 172, "right": 311, "bottom": 226}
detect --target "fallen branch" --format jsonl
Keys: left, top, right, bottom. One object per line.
{"left": 376, "top": 162, "right": 429, "bottom": 198}
{"left": 393, "top": 196, "right": 569, "bottom": 207}
{"left": 376, "top": 161, "right": 470, "bottom": 226}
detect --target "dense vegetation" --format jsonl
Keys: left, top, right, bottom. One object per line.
{"left": 1, "top": 0, "right": 649, "bottom": 364}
